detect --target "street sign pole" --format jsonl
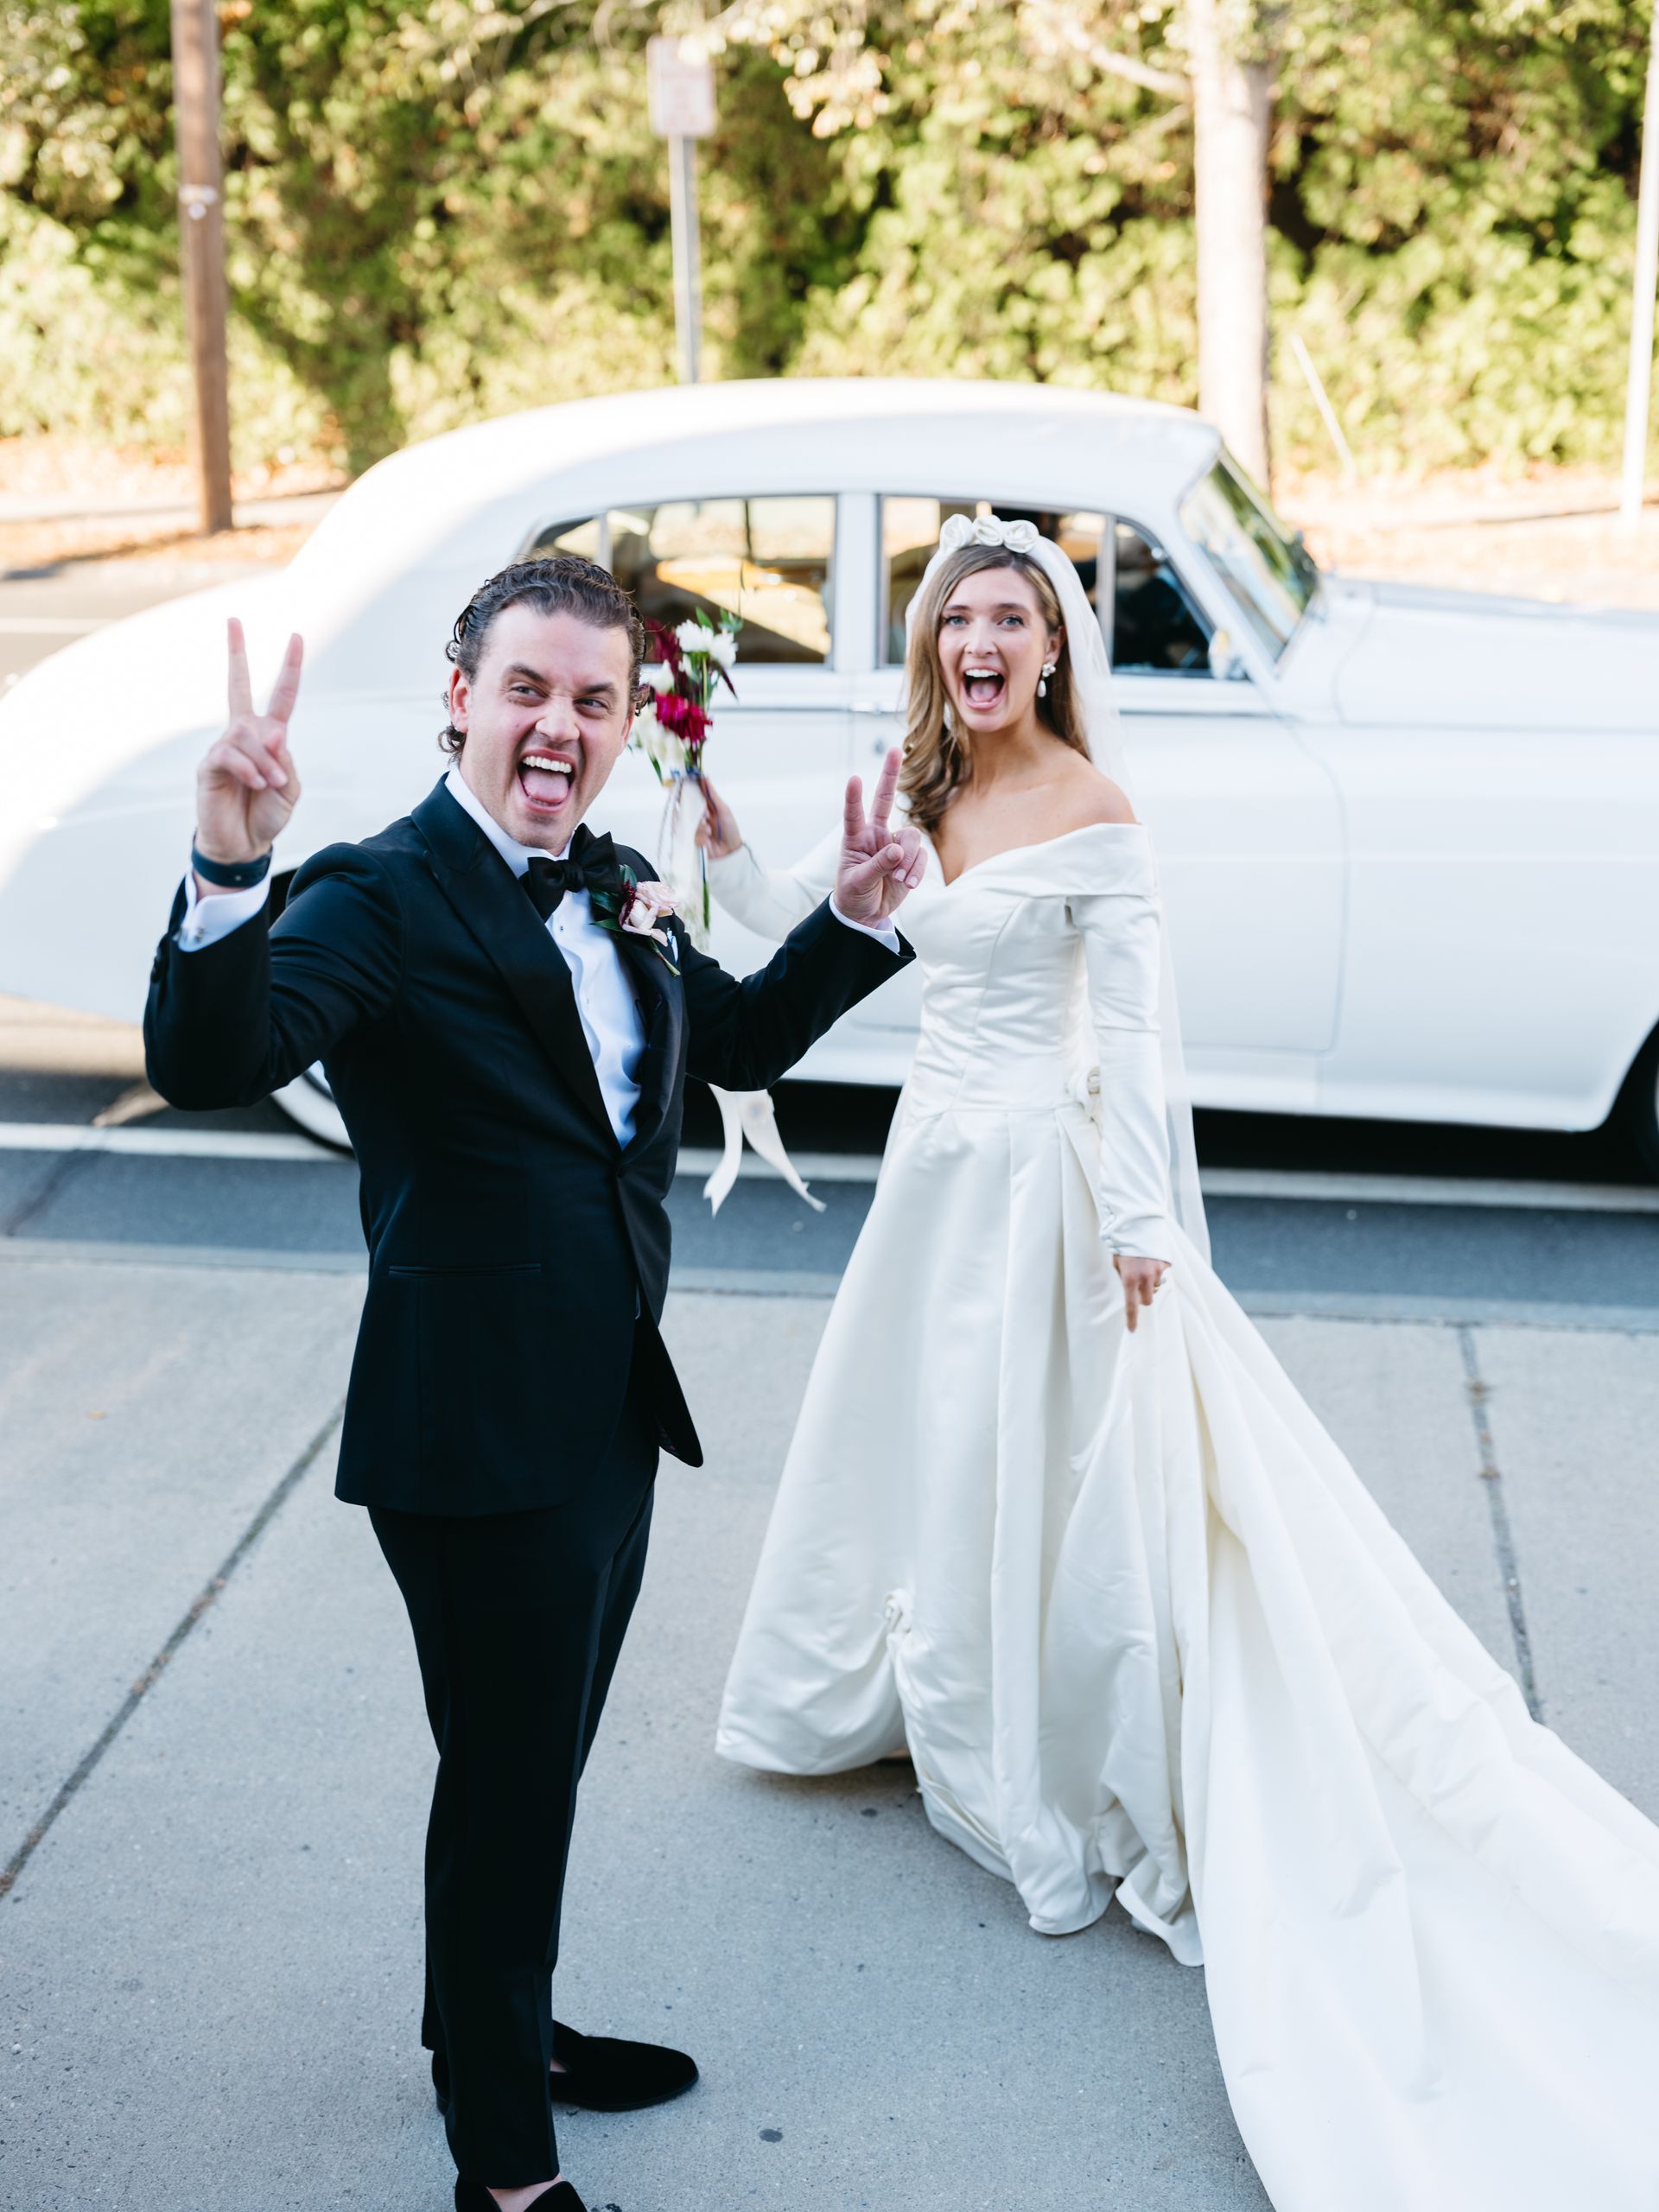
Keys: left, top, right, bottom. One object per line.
{"left": 667, "top": 132, "right": 703, "bottom": 386}
{"left": 647, "top": 37, "right": 716, "bottom": 387}
{"left": 1621, "top": 2, "right": 1659, "bottom": 530}
{"left": 170, "top": 0, "right": 233, "bottom": 535}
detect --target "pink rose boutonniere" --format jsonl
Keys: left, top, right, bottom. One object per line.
{"left": 620, "top": 879, "right": 676, "bottom": 948}
{"left": 591, "top": 866, "right": 681, "bottom": 975}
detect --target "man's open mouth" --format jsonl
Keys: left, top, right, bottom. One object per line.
{"left": 963, "top": 669, "right": 1006, "bottom": 707}
{"left": 518, "top": 751, "right": 576, "bottom": 810}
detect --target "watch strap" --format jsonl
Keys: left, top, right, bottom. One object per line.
{"left": 191, "top": 843, "right": 272, "bottom": 890}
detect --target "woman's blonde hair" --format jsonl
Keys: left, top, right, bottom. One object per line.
{"left": 897, "top": 544, "right": 1091, "bottom": 834}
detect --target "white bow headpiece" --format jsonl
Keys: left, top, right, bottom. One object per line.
{"left": 938, "top": 512, "right": 1040, "bottom": 556}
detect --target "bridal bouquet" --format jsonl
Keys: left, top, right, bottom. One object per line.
{"left": 632, "top": 611, "right": 741, "bottom": 948}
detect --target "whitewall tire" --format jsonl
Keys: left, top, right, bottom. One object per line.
{"left": 273, "top": 1063, "right": 353, "bottom": 1152}
{"left": 1618, "top": 1025, "right": 1659, "bottom": 1182}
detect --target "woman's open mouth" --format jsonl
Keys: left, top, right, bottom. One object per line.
{"left": 517, "top": 751, "right": 576, "bottom": 814}
{"left": 962, "top": 668, "right": 1006, "bottom": 709}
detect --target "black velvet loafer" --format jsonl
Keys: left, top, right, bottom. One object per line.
{"left": 548, "top": 2018, "right": 700, "bottom": 2112}
{"left": 454, "top": 2180, "right": 584, "bottom": 2211}
{"left": 433, "top": 2023, "right": 698, "bottom": 2120}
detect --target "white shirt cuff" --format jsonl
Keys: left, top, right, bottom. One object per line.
{"left": 829, "top": 897, "right": 901, "bottom": 953}
{"left": 176, "top": 860, "right": 270, "bottom": 951}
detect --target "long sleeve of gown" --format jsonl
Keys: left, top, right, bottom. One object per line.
{"left": 706, "top": 828, "right": 839, "bottom": 943}
{"left": 1069, "top": 887, "right": 1176, "bottom": 1262}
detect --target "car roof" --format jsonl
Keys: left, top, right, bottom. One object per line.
{"left": 288, "top": 378, "right": 1223, "bottom": 594}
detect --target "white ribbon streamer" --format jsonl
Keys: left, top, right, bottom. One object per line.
{"left": 703, "top": 1086, "right": 827, "bottom": 1216}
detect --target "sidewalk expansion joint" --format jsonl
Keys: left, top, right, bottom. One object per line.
{"left": 0, "top": 1149, "right": 92, "bottom": 1238}
{"left": 0, "top": 1401, "right": 345, "bottom": 1904}
{"left": 1457, "top": 1325, "right": 1542, "bottom": 1723}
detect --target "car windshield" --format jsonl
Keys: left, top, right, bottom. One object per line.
{"left": 1179, "top": 454, "right": 1319, "bottom": 660}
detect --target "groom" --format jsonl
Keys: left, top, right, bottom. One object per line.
{"left": 143, "top": 555, "right": 924, "bottom": 2212}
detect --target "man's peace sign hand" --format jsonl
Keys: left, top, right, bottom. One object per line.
{"left": 833, "top": 747, "right": 927, "bottom": 925}
{"left": 194, "top": 619, "right": 305, "bottom": 880}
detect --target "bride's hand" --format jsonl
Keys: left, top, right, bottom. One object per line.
{"left": 695, "top": 775, "right": 744, "bottom": 860}
{"left": 1115, "top": 1255, "right": 1169, "bottom": 1332}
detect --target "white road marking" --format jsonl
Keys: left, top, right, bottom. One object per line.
{"left": 0, "top": 1122, "right": 332, "bottom": 1160}
{"left": 675, "top": 1146, "right": 881, "bottom": 1185}
{"left": 1196, "top": 1166, "right": 1659, "bottom": 1215}
{"left": 0, "top": 1122, "right": 1656, "bottom": 1217}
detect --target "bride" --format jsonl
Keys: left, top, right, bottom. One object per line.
{"left": 698, "top": 514, "right": 1659, "bottom": 2211}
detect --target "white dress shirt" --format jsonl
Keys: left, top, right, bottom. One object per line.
{"left": 176, "top": 767, "right": 900, "bottom": 1147}
{"left": 443, "top": 766, "right": 649, "bottom": 1143}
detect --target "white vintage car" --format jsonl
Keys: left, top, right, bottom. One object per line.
{"left": 3, "top": 377, "right": 1658, "bottom": 1166}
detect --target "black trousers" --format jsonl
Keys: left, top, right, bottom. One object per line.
{"left": 371, "top": 1374, "right": 658, "bottom": 2185}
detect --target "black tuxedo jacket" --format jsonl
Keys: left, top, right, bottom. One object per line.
{"left": 144, "top": 778, "right": 912, "bottom": 1516}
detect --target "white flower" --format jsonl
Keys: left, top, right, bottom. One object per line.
{"left": 706, "top": 628, "right": 738, "bottom": 668}
{"left": 675, "top": 617, "right": 717, "bottom": 654}
{"left": 650, "top": 665, "right": 675, "bottom": 692}
{"left": 620, "top": 879, "right": 677, "bottom": 947}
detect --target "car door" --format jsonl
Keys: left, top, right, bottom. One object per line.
{"left": 527, "top": 496, "right": 857, "bottom": 1028}
{"left": 1104, "top": 516, "right": 1344, "bottom": 1109}
{"left": 849, "top": 498, "right": 1344, "bottom": 1111}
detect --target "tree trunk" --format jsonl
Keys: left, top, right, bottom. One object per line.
{"left": 1187, "top": 0, "right": 1274, "bottom": 489}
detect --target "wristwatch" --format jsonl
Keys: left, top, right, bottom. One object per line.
{"left": 191, "top": 843, "right": 272, "bottom": 889}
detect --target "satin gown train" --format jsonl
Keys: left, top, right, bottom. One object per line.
{"left": 710, "top": 823, "right": 1659, "bottom": 2212}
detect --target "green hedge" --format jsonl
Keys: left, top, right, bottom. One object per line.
{"left": 0, "top": 0, "right": 1652, "bottom": 479}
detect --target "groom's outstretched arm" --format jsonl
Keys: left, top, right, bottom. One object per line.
{"left": 145, "top": 615, "right": 402, "bottom": 1111}
{"left": 145, "top": 849, "right": 404, "bottom": 1111}
{"left": 681, "top": 749, "right": 923, "bottom": 1091}
{"left": 679, "top": 901, "right": 911, "bottom": 1095}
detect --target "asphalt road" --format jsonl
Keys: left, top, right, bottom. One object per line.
{"left": 0, "top": 553, "right": 273, "bottom": 687}
{"left": 3, "top": 1065, "right": 1658, "bottom": 1329}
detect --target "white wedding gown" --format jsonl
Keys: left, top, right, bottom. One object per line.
{"left": 711, "top": 822, "right": 1659, "bottom": 2212}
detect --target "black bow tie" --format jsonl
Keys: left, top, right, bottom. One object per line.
{"left": 520, "top": 826, "right": 618, "bottom": 921}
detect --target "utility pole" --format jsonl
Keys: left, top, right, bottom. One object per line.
{"left": 1621, "top": 2, "right": 1659, "bottom": 530}
{"left": 647, "top": 36, "right": 715, "bottom": 385}
{"left": 170, "top": 0, "right": 233, "bottom": 533}
{"left": 1187, "top": 0, "right": 1275, "bottom": 491}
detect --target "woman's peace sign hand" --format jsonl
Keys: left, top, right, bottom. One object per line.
{"left": 834, "top": 747, "right": 927, "bottom": 925}
{"left": 194, "top": 619, "right": 305, "bottom": 876}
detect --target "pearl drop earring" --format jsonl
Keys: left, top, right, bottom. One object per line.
{"left": 1039, "top": 661, "right": 1056, "bottom": 698}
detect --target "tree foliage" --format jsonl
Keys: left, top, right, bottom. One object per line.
{"left": 0, "top": 0, "right": 1653, "bottom": 475}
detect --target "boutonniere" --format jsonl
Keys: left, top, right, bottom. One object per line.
{"left": 590, "top": 867, "right": 681, "bottom": 976}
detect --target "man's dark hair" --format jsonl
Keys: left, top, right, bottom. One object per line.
{"left": 440, "top": 555, "right": 647, "bottom": 755}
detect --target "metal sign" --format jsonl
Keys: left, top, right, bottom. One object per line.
{"left": 647, "top": 36, "right": 715, "bottom": 139}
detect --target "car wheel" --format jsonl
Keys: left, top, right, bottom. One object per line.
{"left": 1618, "top": 1024, "right": 1659, "bottom": 1181}
{"left": 273, "top": 1063, "right": 352, "bottom": 1152}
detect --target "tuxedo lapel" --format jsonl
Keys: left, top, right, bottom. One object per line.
{"left": 412, "top": 782, "right": 617, "bottom": 1149}
{"left": 613, "top": 922, "right": 684, "bottom": 1150}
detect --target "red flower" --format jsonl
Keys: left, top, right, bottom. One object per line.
{"left": 654, "top": 691, "right": 709, "bottom": 747}
{"left": 645, "top": 618, "right": 685, "bottom": 674}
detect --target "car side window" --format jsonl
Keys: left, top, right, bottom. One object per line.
{"left": 526, "top": 497, "right": 835, "bottom": 664}
{"left": 880, "top": 499, "right": 1106, "bottom": 665}
{"left": 1109, "top": 523, "right": 1212, "bottom": 675}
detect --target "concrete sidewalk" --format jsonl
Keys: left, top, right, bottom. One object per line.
{"left": 3, "top": 1251, "right": 1656, "bottom": 2210}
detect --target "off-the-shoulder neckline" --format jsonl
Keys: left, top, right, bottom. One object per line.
{"left": 924, "top": 819, "right": 1148, "bottom": 891}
